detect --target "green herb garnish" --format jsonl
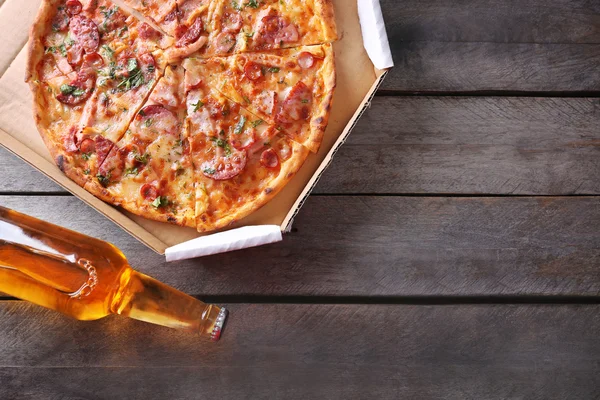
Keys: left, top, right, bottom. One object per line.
{"left": 192, "top": 101, "right": 204, "bottom": 112}
{"left": 60, "top": 84, "right": 85, "bottom": 96}
{"left": 151, "top": 196, "right": 169, "bottom": 208}
{"left": 234, "top": 116, "right": 246, "bottom": 134}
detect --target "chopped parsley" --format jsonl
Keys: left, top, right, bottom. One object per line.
{"left": 83, "top": 169, "right": 91, "bottom": 175}
{"left": 101, "top": 45, "right": 115, "bottom": 59}
{"left": 81, "top": 153, "right": 92, "bottom": 160}
{"left": 117, "top": 58, "right": 144, "bottom": 91}
{"left": 234, "top": 116, "right": 246, "bottom": 134}
{"left": 100, "top": 6, "right": 119, "bottom": 32}
{"left": 203, "top": 167, "right": 216, "bottom": 175}
{"left": 60, "top": 84, "right": 85, "bottom": 96}
{"left": 96, "top": 173, "right": 110, "bottom": 187}
{"left": 151, "top": 196, "right": 169, "bottom": 208}
{"left": 243, "top": 95, "right": 251, "bottom": 104}
{"left": 268, "top": 67, "right": 280, "bottom": 73}
{"left": 192, "top": 100, "right": 204, "bottom": 112}
{"left": 231, "top": 1, "right": 242, "bottom": 10}
{"left": 246, "top": 0, "right": 260, "bottom": 8}
{"left": 45, "top": 46, "right": 56, "bottom": 54}
{"left": 134, "top": 152, "right": 150, "bottom": 164}
{"left": 211, "top": 137, "right": 232, "bottom": 156}
{"left": 144, "top": 118, "right": 153, "bottom": 127}
{"left": 124, "top": 167, "right": 139, "bottom": 176}
{"left": 58, "top": 44, "right": 67, "bottom": 57}
{"left": 64, "top": 32, "right": 75, "bottom": 46}
{"left": 251, "top": 119, "right": 264, "bottom": 128}
{"left": 301, "top": 99, "right": 309, "bottom": 103}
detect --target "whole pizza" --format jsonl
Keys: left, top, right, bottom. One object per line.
{"left": 26, "top": 0, "right": 337, "bottom": 232}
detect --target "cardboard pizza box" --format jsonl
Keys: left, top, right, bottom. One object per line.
{"left": 0, "top": 0, "right": 393, "bottom": 260}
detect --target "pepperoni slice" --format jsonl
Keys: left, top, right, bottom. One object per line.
{"left": 231, "top": 128, "right": 256, "bottom": 150}
{"left": 66, "top": 0, "right": 82, "bottom": 16}
{"left": 56, "top": 69, "right": 95, "bottom": 105}
{"left": 79, "top": 137, "right": 95, "bottom": 153}
{"left": 97, "top": 145, "right": 124, "bottom": 184}
{"left": 82, "top": 52, "right": 104, "bottom": 68}
{"left": 297, "top": 52, "right": 315, "bottom": 69}
{"left": 277, "top": 81, "right": 312, "bottom": 123}
{"left": 214, "top": 32, "right": 236, "bottom": 53}
{"left": 69, "top": 15, "right": 99, "bottom": 54}
{"left": 277, "top": 23, "right": 299, "bottom": 43}
{"left": 51, "top": 8, "right": 70, "bottom": 32}
{"left": 244, "top": 61, "right": 263, "bottom": 81}
{"left": 260, "top": 148, "right": 280, "bottom": 169}
{"left": 201, "top": 149, "right": 247, "bottom": 180}
{"left": 139, "top": 53, "right": 157, "bottom": 79}
{"left": 136, "top": 105, "right": 179, "bottom": 138}
{"left": 263, "top": 15, "right": 279, "bottom": 34}
{"left": 140, "top": 184, "right": 159, "bottom": 200}
{"left": 176, "top": 18, "right": 203, "bottom": 48}
{"left": 94, "top": 136, "right": 113, "bottom": 163}
{"left": 223, "top": 13, "right": 242, "bottom": 33}
{"left": 138, "top": 23, "right": 162, "bottom": 40}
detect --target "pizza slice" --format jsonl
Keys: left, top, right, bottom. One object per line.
{"left": 183, "top": 73, "right": 309, "bottom": 232}
{"left": 85, "top": 65, "right": 196, "bottom": 227}
{"left": 182, "top": 44, "right": 335, "bottom": 152}
{"left": 196, "top": 0, "right": 337, "bottom": 57}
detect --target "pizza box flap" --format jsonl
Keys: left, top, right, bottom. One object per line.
{"left": 0, "top": 0, "right": 393, "bottom": 258}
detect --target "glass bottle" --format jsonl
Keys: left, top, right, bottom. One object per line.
{"left": 0, "top": 206, "right": 227, "bottom": 341}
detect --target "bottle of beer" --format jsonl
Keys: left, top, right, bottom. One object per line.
{"left": 0, "top": 206, "right": 227, "bottom": 341}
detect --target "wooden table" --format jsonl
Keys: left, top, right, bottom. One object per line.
{"left": 2, "top": 1, "right": 600, "bottom": 398}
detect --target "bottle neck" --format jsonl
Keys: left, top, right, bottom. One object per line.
{"left": 111, "top": 269, "right": 227, "bottom": 341}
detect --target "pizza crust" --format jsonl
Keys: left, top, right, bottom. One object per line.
{"left": 314, "top": 0, "right": 338, "bottom": 43}
{"left": 308, "top": 43, "right": 336, "bottom": 152}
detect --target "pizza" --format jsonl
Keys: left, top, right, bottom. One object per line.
{"left": 27, "top": 0, "right": 337, "bottom": 232}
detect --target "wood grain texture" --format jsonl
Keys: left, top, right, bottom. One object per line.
{"left": 2, "top": 195, "right": 600, "bottom": 297}
{"left": 316, "top": 96, "right": 600, "bottom": 195}
{"left": 0, "top": 302, "right": 599, "bottom": 399}
{"left": 4, "top": 96, "right": 600, "bottom": 195}
{"left": 0, "top": 147, "right": 62, "bottom": 193}
{"left": 380, "top": 0, "right": 600, "bottom": 92}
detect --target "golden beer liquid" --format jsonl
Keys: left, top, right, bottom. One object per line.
{"left": 0, "top": 206, "right": 226, "bottom": 340}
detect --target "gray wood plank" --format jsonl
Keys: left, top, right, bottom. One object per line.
{"left": 0, "top": 147, "right": 62, "bottom": 193}
{"left": 316, "top": 96, "right": 600, "bottom": 195}
{"left": 0, "top": 302, "right": 599, "bottom": 399}
{"left": 380, "top": 0, "right": 600, "bottom": 92}
{"left": 4, "top": 96, "right": 600, "bottom": 195}
{"left": 382, "top": 0, "right": 600, "bottom": 44}
{"left": 2, "top": 195, "right": 600, "bottom": 297}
